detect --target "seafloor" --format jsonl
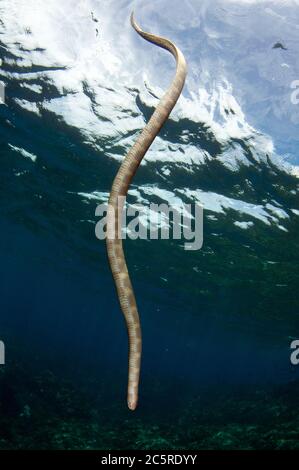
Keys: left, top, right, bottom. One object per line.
{"left": 1, "top": 357, "right": 299, "bottom": 450}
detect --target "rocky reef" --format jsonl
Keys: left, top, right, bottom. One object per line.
{"left": 1, "top": 359, "right": 299, "bottom": 450}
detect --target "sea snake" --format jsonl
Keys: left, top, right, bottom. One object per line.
{"left": 106, "top": 11, "right": 187, "bottom": 410}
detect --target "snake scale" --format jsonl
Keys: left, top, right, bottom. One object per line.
{"left": 106, "top": 11, "right": 187, "bottom": 410}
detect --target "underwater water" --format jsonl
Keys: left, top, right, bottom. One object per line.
{"left": 0, "top": 0, "right": 299, "bottom": 450}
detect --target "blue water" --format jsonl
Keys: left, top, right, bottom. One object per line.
{"left": 1, "top": 19, "right": 299, "bottom": 447}
{"left": 1, "top": 215, "right": 297, "bottom": 408}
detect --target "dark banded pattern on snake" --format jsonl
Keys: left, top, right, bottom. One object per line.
{"left": 106, "top": 11, "right": 187, "bottom": 410}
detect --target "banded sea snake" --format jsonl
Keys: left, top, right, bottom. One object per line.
{"left": 106, "top": 11, "right": 187, "bottom": 410}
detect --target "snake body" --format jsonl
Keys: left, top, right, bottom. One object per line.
{"left": 106, "top": 12, "right": 187, "bottom": 410}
